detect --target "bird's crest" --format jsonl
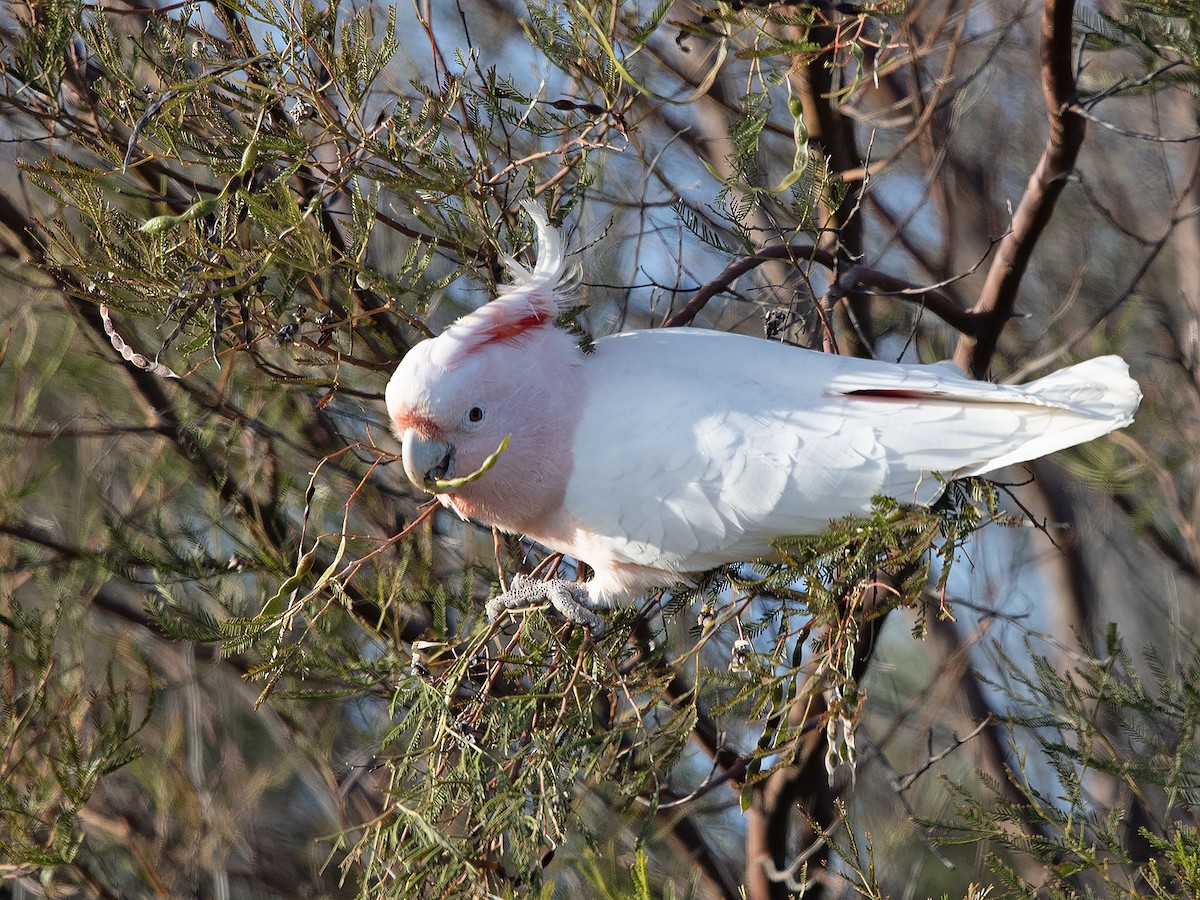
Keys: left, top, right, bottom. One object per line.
{"left": 434, "top": 201, "right": 575, "bottom": 368}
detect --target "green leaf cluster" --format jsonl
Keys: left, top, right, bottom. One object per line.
{"left": 930, "top": 625, "right": 1200, "bottom": 898}
{"left": 1, "top": 596, "right": 148, "bottom": 871}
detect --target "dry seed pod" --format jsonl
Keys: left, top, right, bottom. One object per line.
{"left": 99, "top": 303, "right": 179, "bottom": 379}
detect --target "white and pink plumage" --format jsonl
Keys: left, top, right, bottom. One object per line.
{"left": 386, "top": 204, "right": 1141, "bottom": 631}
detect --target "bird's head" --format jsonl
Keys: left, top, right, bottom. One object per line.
{"left": 385, "top": 203, "right": 584, "bottom": 528}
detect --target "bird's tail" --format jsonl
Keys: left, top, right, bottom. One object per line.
{"left": 970, "top": 355, "right": 1141, "bottom": 474}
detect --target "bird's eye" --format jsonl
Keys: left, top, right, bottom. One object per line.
{"left": 463, "top": 405, "right": 486, "bottom": 428}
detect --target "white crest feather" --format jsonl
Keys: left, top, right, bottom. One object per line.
{"left": 429, "top": 201, "right": 577, "bottom": 367}
{"left": 496, "top": 199, "right": 575, "bottom": 317}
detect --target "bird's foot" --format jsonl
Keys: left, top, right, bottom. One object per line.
{"left": 486, "top": 574, "right": 607, "bottom": 635}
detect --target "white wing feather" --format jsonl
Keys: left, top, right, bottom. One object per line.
{"left": 562, "top": 329, "right": 1139, "bottom": 592}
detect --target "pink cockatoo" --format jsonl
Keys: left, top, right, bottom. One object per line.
{"left": 386, "top": 204, "right": 1141, "bottom": 632}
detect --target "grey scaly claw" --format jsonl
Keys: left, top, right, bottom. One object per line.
{"left": 486, "top": 574, "right": 607, "bottom": 635}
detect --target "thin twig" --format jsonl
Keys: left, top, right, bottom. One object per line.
{"left": 664, "top": 244, "right": 979, "bottom": 335}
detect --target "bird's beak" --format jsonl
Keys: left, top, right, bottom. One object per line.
{"left": 401, "top": 429, "right": 455, "bottom": 494}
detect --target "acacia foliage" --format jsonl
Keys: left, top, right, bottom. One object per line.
{"left": 2, "top": 0, "right": 1200, "bottom": 898}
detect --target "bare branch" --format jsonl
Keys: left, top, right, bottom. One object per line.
{"left": 1069, "top": 102, "right": 1200, "bottom": 143}
{"left": 953, "top": 0, "right": 1087, "bottom": 377}
{"left": 665, "top": 244, "right": 979, "bottom": 337}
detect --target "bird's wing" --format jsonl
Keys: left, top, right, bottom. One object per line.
{"left": 560, "top": 329, "right": 1137, "bottom": 580}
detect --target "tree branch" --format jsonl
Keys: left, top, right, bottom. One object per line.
{"left": 745, "top": 574, "right": 896, "bottom": 900}
{"left": 795, "top": 18, "right": 871, "bottom": 358}
{"left": 953, "top": 0, "right": 1086, "bottom": 376}
{"left": 664, "top": 244, "right": 979, "bottom": 338}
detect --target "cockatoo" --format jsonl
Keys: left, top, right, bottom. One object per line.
{"left": 386, "top": 204, "right": 1141, "bottom": 632}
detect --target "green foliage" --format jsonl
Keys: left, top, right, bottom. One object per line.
{"left": 0, "top": 595, "right": 147, "bottom": 871}
{"left": 3, "top": 0, "right": 1195, "bottom": 897}
{"left": 712, "top": 85, "right": 846, "bottom": 240}
{"left": 1081, "top": 0, "right": 1200, "bottom": 96}
{"left": 18, "top": 0, "right": 624, "bottom": 376}
{"left": 1142, "top": 827, "right": 1200, "bottom": 899}
{"left": 257, "top": 476, "right": 1000, "bottom": 897}
{"left": 929, "top": 625, "right": 1200, "bottom": 898}
{"left": 575, "top": 843, "right": 697, "bottom": 900}
{"left": 770, "top": 478, "right": 1000, "bottom": 639}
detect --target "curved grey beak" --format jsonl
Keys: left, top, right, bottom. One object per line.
{"left": 401, "top": 429, "right": 455, "bottom": 493}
